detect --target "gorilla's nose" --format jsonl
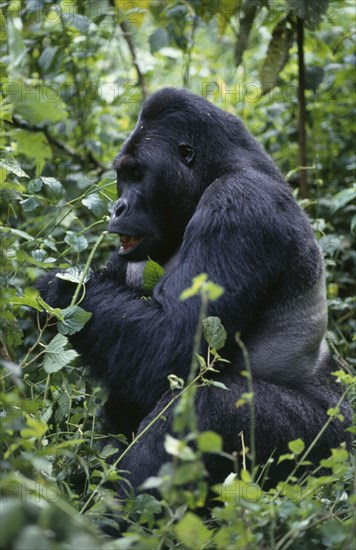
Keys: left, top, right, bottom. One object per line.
{"left": 112, "top": 198, "right": 129, "bottom": 219}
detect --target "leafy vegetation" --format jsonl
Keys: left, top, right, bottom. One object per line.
{"left": 1, "top": 1, "right": 355, "bottom": 548}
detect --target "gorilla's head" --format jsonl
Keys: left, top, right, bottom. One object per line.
{"left": 109, "top": 88, "right": 262, "bottom": 263}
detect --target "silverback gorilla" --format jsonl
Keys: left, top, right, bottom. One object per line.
{"left": 37, "top": 88, "right": 351, "bottom": 493}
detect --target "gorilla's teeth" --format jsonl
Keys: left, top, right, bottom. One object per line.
{"left": 119, "top": 234, "right": 141, "bottom": 250}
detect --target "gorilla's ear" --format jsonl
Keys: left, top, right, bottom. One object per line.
{"left": 178, "top": 143, "right": 195, "bottom": 166}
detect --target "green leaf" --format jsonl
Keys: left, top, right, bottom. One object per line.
{"left": 20, "top": 197, "right": 40, "bottom": 212}
{"left": 143, "top": 258, "right": 165, "bottom": 292}
{"left": 331, "top": 187, "right": 356, "bottom": 213}
{"left": 20, "top": 415, "right": 48, "bottom": 440}
{"left": 28, "top": 178, "right": 43, "bottom": 193}
{"left": 202, "top": 316, "right": 227, "bottom": 349}
{"left": 320, "top": 448, "right": 350, "bottom": 474}
{"left": 37, "top": 297, "right": 64, "bottom": 319}
{"left": 38, "top": 46, "right": 58, "bottom": 71}
{"left": 99, "top": 444, "right": 120, "bottom": 459}
{"left": 167, "top": 374, "right": 185, "bottom": 390}
{"left": 57, "top": 306, "right": 92, "bottom": 335}
{"left": 7, "top": 17, "right": 27, "bottom": 75}
{"left": 56, "top": 266, "right": 91, "bottom": 284}
{"left": 320, "top": 519, "right": 349, "bottom": 546}
{"left": 180, "top": 273, "right": 208, "bottom": 300}
{"left": 31, "top": 249, "right": 50, "bottom": 263}
{"left": 64, "top": 231, "right": 88, "bottom": 253}
{"left": 98, "top": 177, "right": 117, "bottom": 202}
{"left": 205, "top": 281, "right": 224, "bottom": 301}
{"left": 43, "top": 235, "right": 58, "bottom": 252}
{"left": 197, "top": 431, "right": 222, "bottom": 453}
{"left": 0, "top": 158, "right": 29, "bottom": 178}
{"left": 0, "top": 165, "right": 7, "bottom": 185}
{"left": 0, "top": 227, "right": 34, "bottom": 241}
{"left": 82, "top": 193, "right": 106, "bottom": 216}
{"left": 164, "top": 435, "right": 196, "bottom": 461}
{"left": 196, "top": 353, "right": 207, "bottom": 370}
{"left": 278, "top": 453, "right": 294, "bottom": 463}
{"left": 11, "top": 82, "right": 68, "bottom": 124}
{"left": 180, "top": 275, "right": 224, "bottom": 301}
{"left": 288, "top": 439, "right": 305, "bottom": 455}
{"left": 351, "top": 214, "right": 356, "bottom": 234}
{"left": 15, "top": 130, "right": 52, "bottom": 175}
{"left": 150, "top": 28, "right": 169, "bottom": 53}
{"left": 0, "top": 500, "right": 26, "bottom": 547}
{"left": 240, "top": 469, "right": 252, "bottom": 483}
{"left": 175, "top": 512, "right": 212, "bottom": 549}
{"left": 9, "top": 289, "right": 42, "bottom": 312}
{"left": 206, "top": 380, "right": 229, "bottom": 390}
{"left": 41, "top": 177, "right": 65, "bottom": 200}
{"left": 62, "top": 13, "right": 91, "bottom": 32}
{"left": 260, "top": 17, "right": 294, "bottom": 94}
{"left": 43, "top": 334, "right": 79, "bottom": 373}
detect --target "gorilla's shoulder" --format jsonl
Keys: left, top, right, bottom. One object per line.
{"left": 199, "top": 169, "right": 295, "bottom": 212}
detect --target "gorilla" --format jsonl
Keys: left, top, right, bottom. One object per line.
{"left": 37, "top": 87, "right": 351, "bottom": 494}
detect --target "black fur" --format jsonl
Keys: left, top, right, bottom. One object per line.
{"left": 37, "top": 88, "right": 351, "bottom": 492}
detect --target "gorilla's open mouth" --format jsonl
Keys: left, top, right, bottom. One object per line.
{"left": 119, "top": 234, "right": 143, "bottom": 255}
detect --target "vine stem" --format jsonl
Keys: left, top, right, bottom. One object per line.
{"left": 70, "top": 231, "right": 108, "bottom": 306}
{"left": 236, "top": 332, "right": 256, "bottom": 479}
{"left": 79, "top": 371, "right": 203, "bottom": 515}
{"left": 188, "top": 291, "right": 208, "bottom": 383}
{"left": 20, "top": 324, "right": 47, "bottom": 368}
{"left": 273, "top": 384, "right": 353, "bottom": 498}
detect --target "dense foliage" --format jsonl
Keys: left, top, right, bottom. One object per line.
{"left": 1, "top": 1, "right": 355, "bottom": 548}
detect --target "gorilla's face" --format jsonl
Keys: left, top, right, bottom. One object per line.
{"left": 109, "top": 120, "right": 198, "bottom": 264}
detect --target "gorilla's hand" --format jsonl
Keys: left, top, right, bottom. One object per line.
{"left": 35, "top": 270, "right": 75, "bottom": 310}
{"left": 36, "top": 246, "right": 131, "bottom": 309}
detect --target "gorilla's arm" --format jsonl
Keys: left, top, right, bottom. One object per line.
{"left": 39, "top": 171, "right": 298, "bottom": 417}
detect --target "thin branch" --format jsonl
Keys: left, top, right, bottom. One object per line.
{"left": 7, "top": 117, "right": 107, "bottom": 174}
{"left": 183, "top": 15, "right": 199, "bottom": 88}
{"left": 119, "top": 19, "right": 148, "bottom": 99}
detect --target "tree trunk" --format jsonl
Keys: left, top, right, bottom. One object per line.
{"left": 297, "top": 17, "right": 308, "bottom": 198}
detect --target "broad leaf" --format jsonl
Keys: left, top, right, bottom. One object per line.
{"left": 11, "top": 83, "right": 68, "bottom": 124}
{"left": 197, "top": 431, "right": 222, "bottom": 453}
{"left": 0, "top": 158, "right": 29, "bottom": 178}
{"left": 57, "top": 306, "right": 92, "bottom": 335}
{"left": 20, "top": 197, "right": 40, "bottom": 212}
{"left": 143, "top": 259, "right": 165, "bottom": 292}
{"left": 15, "top": 130, "right": 52, "bottom": 175}
{"left": 43, "top": 334, "right": 79, "bottom": 373}
{"left": 149, "top": 28, "right": 169, "bottom": 53}
{"left": 56, "top": 266, "right": 92, "bottom": 284}
{"left": 202, "top": 316, "right": 227, "bottom": 350}
{"left": 175, "top": 512, "right": 212, "bottom": 549}
{"left": 64, "top": 231, "right": 88, "bottom": 253}
{"left": 82, "top": 193, "right": 106, "bottom": 216}
{"left": 41, "top": 177, "right": 65, "bottom": 200}
{"left": 288, "top": 438, "right": 305, "bottom": 455}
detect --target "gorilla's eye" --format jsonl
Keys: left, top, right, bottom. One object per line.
{"left": 119, "top": 165, "right": 143, "bottom": 183}
{"left": 178, "top": 143, "right": 195, "bottom": 166}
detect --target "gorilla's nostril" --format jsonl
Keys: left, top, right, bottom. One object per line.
{"left": 114, "top": 198, "right": 128, "bottom": 218}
